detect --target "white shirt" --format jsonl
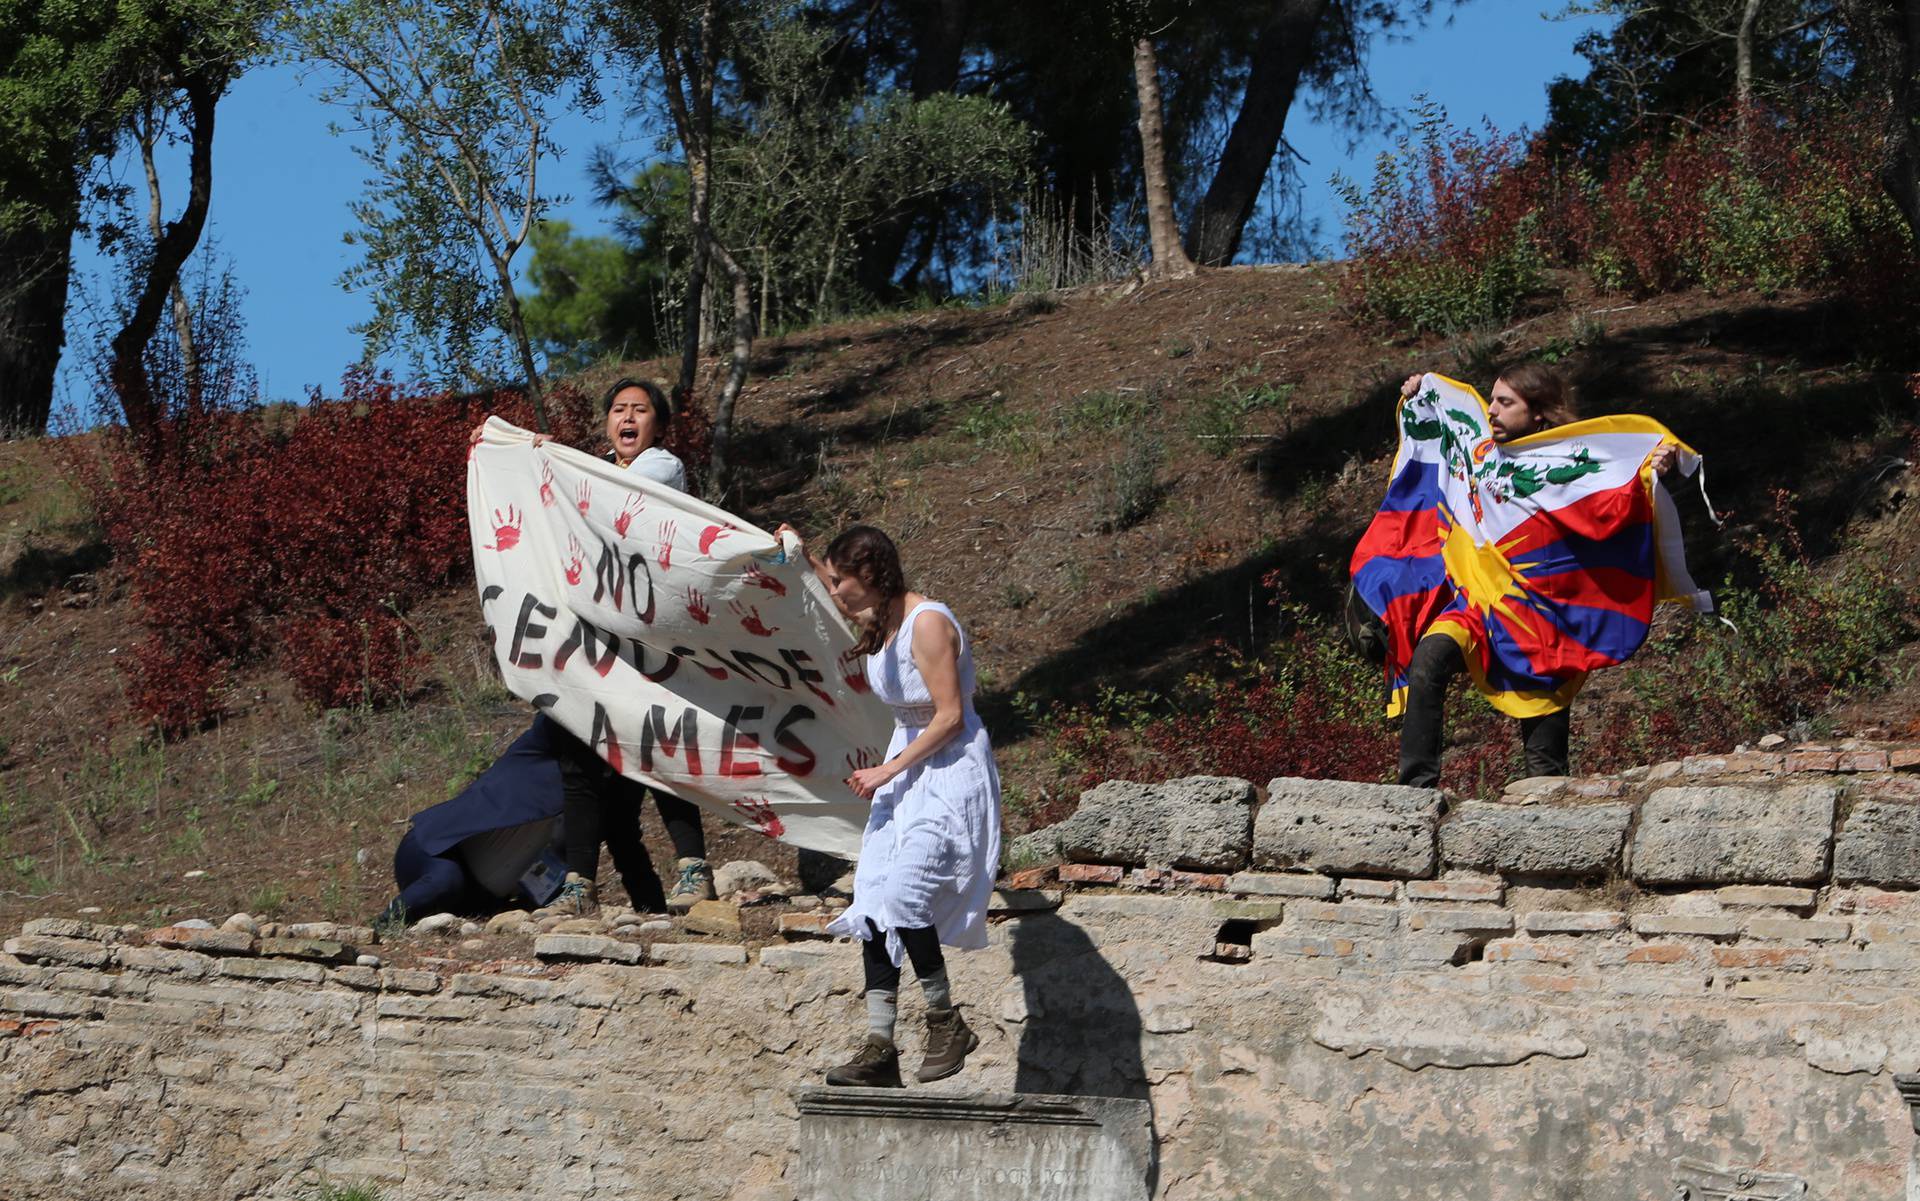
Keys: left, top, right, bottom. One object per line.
{"left": 626, "top": 446, "right": 687, "bottom": 493}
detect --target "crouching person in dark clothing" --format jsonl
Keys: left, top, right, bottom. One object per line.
{"left": 375, "top": 713, "right": 573, "bottom": 926}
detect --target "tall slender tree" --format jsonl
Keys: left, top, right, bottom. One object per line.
{"left": 0, "top": 1, "right": 263, "bottom": 435}
{"left": 288, "top": 0, "right": 599, "bottom": 430}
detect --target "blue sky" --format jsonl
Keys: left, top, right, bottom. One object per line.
{"left": 56, "top": 5, "right": 1608, "bottom": 413}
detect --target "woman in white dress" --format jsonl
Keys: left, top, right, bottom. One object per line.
{"left": 785, "top": 523, "right": 1002, "bottom": 1087}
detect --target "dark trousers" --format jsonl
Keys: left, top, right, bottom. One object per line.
{"left": 392, "top": 828, "right": 493, "bottom": 919}
{"left": 555, "top": 728, "right": 709, "bottom": 912}
{"left": 861, "top": 919, "right": 946, "bottom": 993}
{"left": 1397, "top": 634, "right": 1570, "bottom": 788}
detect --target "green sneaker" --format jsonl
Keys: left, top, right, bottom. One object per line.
{"left": 534, "top": 872, "right": 597, "bottom": 918}
{"left": 666, "top": 857, "right": 716, "bottom": 912}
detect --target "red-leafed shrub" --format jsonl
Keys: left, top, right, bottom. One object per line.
{"left": 1023, "top": 620, "right": 1402, "bottom": 799}
{"left": 1335, "top": 98, "right": 1915, "bottom": 334}
{"left": 1335, "top": 100, "right": 1550, "bottom": 335}
{"left": 70, "top": 370, "right": 595, "bottom": 734}
{"left": 1585, "top": 102, "right": 1910, "bottom": 299}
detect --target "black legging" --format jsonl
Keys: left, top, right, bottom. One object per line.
{"left": 1398, "top": 634, "right": 1570, "bottom": 788}
{"left": 553, "top": 718, "right": 710, "bottom": 911}
{"left": 861, "top": 919, "right": 946, "bottom": 993}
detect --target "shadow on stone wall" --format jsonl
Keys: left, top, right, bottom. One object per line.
{"left": 1008, "top": 912, "right": 1158, "bottom": 1194}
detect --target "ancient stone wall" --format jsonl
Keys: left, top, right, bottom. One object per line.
{"left": 4, "top": 744, "right": 1920, "bottom": 1201}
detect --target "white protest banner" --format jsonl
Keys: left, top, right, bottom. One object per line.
{"left": 467, "top": 417, "right": 890, "bottom": 858}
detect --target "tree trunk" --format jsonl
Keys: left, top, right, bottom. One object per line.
{"left": 704, "top": 236, "right": 754, "bottom": 503}
{"left": 1736, "top": 0, "right": 1764, "bottom": 141}
{"left": 0, "top": 213, "right": 74, "bottom": 436}
{"left": 109, "top": 78, "right": 220, "bottom": 440}
{"left": 1883, "top": 0, "right": 1920, "bottom": 244}
{"left": 1133, "top": 37, "right": 1195, "bottom": 279}
{"left": 678, "top": 152, "right": 712, "bottom": 398}
{"left": 138, "top": 108, "right": 201, "bottom": 413}
{"left": 496, "top": 260, "right": 549, "bottom": 432}
{"left": 1183, "top": 0, "right": 1332, "bottom": 266}
{"left": 1844, "top": 0, "right": 1920, "bottom": 247}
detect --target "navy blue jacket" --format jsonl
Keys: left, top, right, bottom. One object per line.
{"left": 408, "top": 712, "right": 571, "bottom": 856}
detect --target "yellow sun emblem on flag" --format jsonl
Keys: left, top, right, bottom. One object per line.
{"left": 1439, "top": 516, "right": 1538, "bottom": 625}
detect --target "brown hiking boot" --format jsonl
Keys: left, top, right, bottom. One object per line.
{"left": 534, "top": 872, "right": 596, "bottom": 918}
{"left": 916, "top": 1007, "right": 978, "bottom": 1083}
{"left": 825, "top": 1034, "right": 903, "bottom": 1088}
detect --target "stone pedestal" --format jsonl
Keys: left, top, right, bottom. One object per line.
{"left": 792, "top": 1088, "right": 1154, "bottom": 1201}
{"left": 1897, "top": 1074, "right": 1920, "bottom": 1201}
{"left": 1669, "top": 1157, "right": 1807, "bottom": 1200}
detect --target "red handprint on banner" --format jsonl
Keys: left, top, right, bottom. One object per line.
{"left": 656, "top": 520, "right": 677, "bottom": 571}
{"left": 563, "top": 535, "right": 586, "bottom": 586}
{"left": 575, "top": 479, "right": 593, "bottom": 517}
{"left": 730, "top": 601, "right": 779, "bottom": 637}
{"left": 698, "top": 524, "right": 733, "bottom": 555}
{"left": 615, "top": 494, "right": 644, "bottom": 539}
{"left": 731, "top": 796, "right": 785, "bottom": 838}
{"left": 743, "top": 563, "right": 788, "bottom": 596}
{"left": 686, "top": 587, "right": 710, "bottom": 625}
{"left": 838, "top": 647, "right": 871, "bottom": 693}
{"left": 539, "top": 461, "right": 557, "bottom": 508}
{"left": 844, "top": 747, "right": 881, "bottom": 773}
{"left": 485, "top": 506, "right": 524, "bottom": 551}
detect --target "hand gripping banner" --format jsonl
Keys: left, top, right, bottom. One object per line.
{"left": 1350, "top": 373, "right": 1712, "bottom": 720}
{"left": 468, "top": 418, "right": 890, "bottom": 858}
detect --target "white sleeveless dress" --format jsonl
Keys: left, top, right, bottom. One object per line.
{"left": 826, "top": 601, "right": 1002, "bottom": 966}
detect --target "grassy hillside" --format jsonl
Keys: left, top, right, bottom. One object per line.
{"left": 1, "top": 265, "right": 1915, "bottom": 928}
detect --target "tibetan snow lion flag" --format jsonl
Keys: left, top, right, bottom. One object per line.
{"left": 467, "top": 418, "right": 891, "bottom": 858}
{"left": 1350, "top": 373, "right": 1712, "bottom": 720}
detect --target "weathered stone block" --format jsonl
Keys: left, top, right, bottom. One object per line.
{"left": 1522, "top": 911, "right": 1625, "bottom": 935}
{"left": 1338, "top": 878, "right": 1399, "bottom": 899}
{"left": 779, "top": 912, "right": 833, "bottom": 938}
{"left": 21, "top": 918, "right": 122, "bottom": 943}
{"left": 115, "top": 946, "right": 216, "bottom": 978}
{"left": 534, "top": 934, "right": 643, "bottom": 965}
{"left": 1289, "top": 901, "right": 1400, "bottom": 929}
{"left": 1628, "top": 784, "right": 1837, "bottom": 885}
{"left": 258, "top": 938, "right": 352, "bottom": 963}
{"left": 795, "top": 1088, "right": 1154, "bottom": 1201}
{"left": 1833, "top": 799, "right": 1920, "bottom": 887}
{"left": 1406, "top": 878, "right": 1504, "bottom": 904}
{"left": 148, "top": 926, "right": 254, "bottom": 955}
{"left": 681, "top": 900, "right": 743, "bottom": 937}
{"left": 1629, "top": 914, "right": 1741, "bottom": 939}
{"left": 760, "top": 944, "right": 845, "bottom": 970}
{"left": 1440, "top": 801, "right": 1632, "bottom": 877}
{"left": 218, "top": 958, "right": 325, "bottom": 983}
{"left": 1407, "top": 908, "right": 1514, "bottom": 935}
{"left": 1025, "top": 776, "right": 1255, "bottom": 872}
{"left": 1743, "top": 917, "right": 1850, "bottom": 943}
{"left": 3, "top": 936, "right": 113, "bottom": 968}
{"left": 1714, "top": 885, "right": 1818, "bottom": 910}
{"left": 380, "top": 968, "right": 440, "bottom": 993}
{"left": 1225, "top": 871, "right": 1335, "bottom": 898}
{"left": 649, "top": 943, "right": 747, "bottom": 965}
{"left": 1250, "top": 931, "right": 1357, "bottom": 959}
{"left": 1254, "top": 779, "right": 1441, "bottom": 879}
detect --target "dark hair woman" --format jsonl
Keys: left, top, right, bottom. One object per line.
{"left": 459, "top": 380, "right": 711, "bottom": 920}
{"left": 778, "top": 521, "right": 1002, "bottom": 1089}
